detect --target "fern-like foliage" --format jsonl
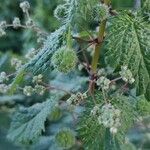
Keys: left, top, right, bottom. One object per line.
{"left": 7, "top": 99, "right": 57, "bottom": 145}
{"left": 9, "top": 0, "right": 102, "bottom": 94}
{"left": 9, "top": 0, "right": 79, "bottom": 92}
{"left": 105, "top": 13, "right": 150, "bottom": 100}
{"left": 78, "top": 92, "right": 140, "bottom": 150}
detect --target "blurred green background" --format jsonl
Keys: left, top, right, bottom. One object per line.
{"left": 0, "top": 0, "right": 134, "bottom": 53}
{"left": 0, "top": 0, "right": 149, "bottom": 150}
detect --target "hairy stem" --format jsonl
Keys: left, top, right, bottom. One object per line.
{"left": 91, "top": 0, "right": 111, "bottom": 73}
{"left": 89, "top": 0, "right": 111, "bottom": 93}
{"left": 91, "top": 20, "right": 106, "bottom": 72}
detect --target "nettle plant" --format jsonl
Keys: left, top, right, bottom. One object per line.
{"left": 0, "top": 0, "right": 150, "bottom": 149}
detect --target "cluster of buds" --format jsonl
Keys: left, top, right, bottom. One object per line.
{"left": 11, "top": 58, "right": 22, "bottom": 70}
{"left": 32, "top": 74, "right": 43, "bottom": 84}
{"left": 97, "top": 68, "right": 106, "bottom": 76}
{"left": 0, "top": 72, "right": 10, "bottom": 94}
{"left": 96, "top": 76, "right": 111, "bottom": 90}
{"left": 19, "top": 1, "right": 30, "bottom": 13}
{"left": 119, "top": 66, "right": 135, "bottom": 84}
{"left": 25, "top": 48, "right": 37, "bottom": 59}
{"left": 90, "top": 105, "right": 100, "bottom": 116}
{"left": 98, "top": 103, "right": 121, "bottom": 134}
{"left": 13, "top": 17, "right": 21, "bottom": 28}
{"left": 26, "top": 18, "right": 35, "bottom": 27}
{"left": 0, "top": 84, "right": 10, "bottom": 94}
{"left": 0, "top": 72, "right": 8, "bottom": 83}
{"left": 66, "top": 92, "right": 87, "bottom": 105}
{"left": 23, "top": 74, "right": 45, "bottom": 96}
{"left": 23, "top": 84, "right": 45, "bottom": 96}
{"left": 0, "top": 21, "right": 6, "bottom": 37}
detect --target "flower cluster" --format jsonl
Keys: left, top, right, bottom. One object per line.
{"left": 23, "top": 85, "right": 45, "bottom": 96}
{"left": 32, "top": 74, "right": 43, "bottom": 84}
{"left": 26, "top": 18, "right": 34, "bottom": 27}
{"left": 51, "top": 46, "right": 78, "bottom": 73}
{"left": 11, "top": 58, "right": 22, "bottom": 69}
{"left": 91, "top": 103, "right": 121, "bottom": 134}
{"left": 97, "top": 68, "right": 106, "bottom": 76}
{"left": 19, "top": 1, "right": 30, "bottom": 13}
{"left": 96, "top": 76, "right": 111, "bottom": 90}
{"left": 0, "top": 72, "right": 10, "bottom": 94}
{"left": 66, "top": 92, "right": 87, "bottom": 105}
{"left": 0, "top": 84, "right": 10, "bottom": 94}
{"left": 90, "top": 105, "right": 100, "bottom": 116}
{"left": 119, "top": 66, "right": 135, "bottom": 84}
{"left": 23, "top": 86, "right": 33, "bottom": 96}
{"left": 0, "top": 21, "right": 6, "bottom": 37}
{"left": 0, "top": 72, "right": 8, "bottom": 83}
{"left": 98, "top": 103, "right": 121, "bottom": 134}
{"left": 23, "top": 74, "right": 45, "bottom": 96}
{"left": 13, "top": 17, "right": 21, "bottom": 28}
{"left": 25, "top": 48, "right": 37, "bottom": 59}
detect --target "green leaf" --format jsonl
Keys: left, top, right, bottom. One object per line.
{"left": 136, "top": 95, "right": 150, "bottom": 116}
{"left": 7, "top": 99, "right": 57, "bottom": 145}
{"left": 104, "top": 129, "right": 121, "bottom": 150}
{"left": 8, "top": 69, "right": 25, "bottom": 95}
{"left": 105, "top": 13, "right": 150, "bottom": 100}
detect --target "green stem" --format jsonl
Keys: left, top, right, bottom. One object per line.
{"left": 91, "top": 20, "right": 106, "bottom": 73}
{"left": 91, "top": 0, "right": 111, "bottom": 73}
{"left": 89, "top": 0, "right": 111, "bottom": 93}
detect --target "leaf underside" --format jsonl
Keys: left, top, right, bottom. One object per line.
{"left": 7, "top": 99, "right": 56, "bottom": 145}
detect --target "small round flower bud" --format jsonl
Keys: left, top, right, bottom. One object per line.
{"left": 51, "top": 46, "right": 78, "bottom": 73}
{"left": 13, "top": 17, "right": 21, "bottom": 28}
{"left": 20, "top": 1, "right": 30, "bottom": 13}
{"left": 48, "top": 107, "right": 62, "bottom": 122}
{"left": 55, "top": 128, "right": 75, "bottom": 149}
{"left": 23, "top": 86, "right": 34, "bottom": 96}
{"left": 110, "top": 127, "right": 118, "bottom": 134}
{"left": 32, "top": 74, "right": 43, "bottom": 83}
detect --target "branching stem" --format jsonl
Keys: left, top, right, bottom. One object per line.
{"left": 89, "top": 0, "right": 111, "bottom": 93}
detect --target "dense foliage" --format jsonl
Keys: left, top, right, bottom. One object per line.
{"left": 0, "top": 0, "right": 150, "bottom": 150}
